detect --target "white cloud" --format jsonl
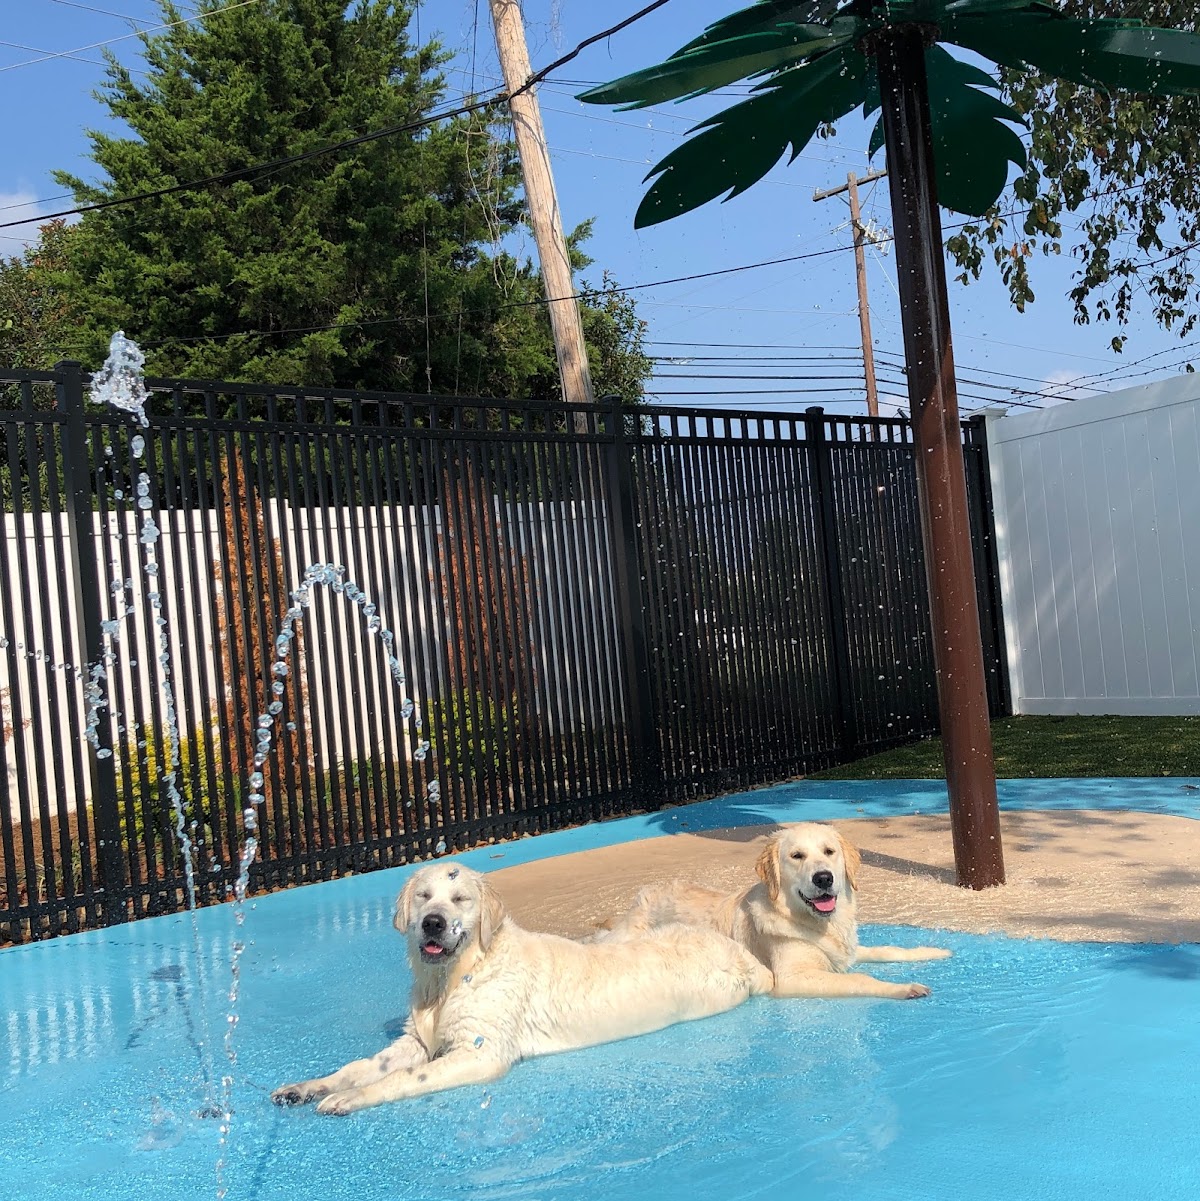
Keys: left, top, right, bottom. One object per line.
{"left": 1037, "top": 368, "right": 1094, "bottom": 405}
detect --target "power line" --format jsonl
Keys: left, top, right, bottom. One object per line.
{"left": 0, "top": 0, "right": 262, "bottom": 73}
{"left": 43, "top": 0, "right": 151, "bottom": 22}
{"left": 0, "top": 38, "right": 136, "bottom": 73}
{"left": 647, "top": 387, "right": 868, "bottom": 396}
{"left": 31, "top": 243, "right": 863, "bottom": 354}
{"left": 0, "top": 2, "right": 677, "bottom": 232}
{"left": 651, "top": 352, "right": 862, "bottom": 360}
{"left": 648, "top": 340, "right": 859, "bottom": 350}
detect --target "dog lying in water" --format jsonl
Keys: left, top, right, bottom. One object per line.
{"left": 272, "top": 862, "right": 773, "bottom": 1113}
{"left": 592, "top": 822, "right": 950, "bottom": 1000}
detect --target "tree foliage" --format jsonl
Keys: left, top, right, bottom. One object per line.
{"left": 0, "top": 222, "right": 77, "bottom": 370}
{"left": 946, "top": 0, "right": 1200, "bottom": 349}
{"left": 8, "top": 0, "right": 648, "bottom": 399}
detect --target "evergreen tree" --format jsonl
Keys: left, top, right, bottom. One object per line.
{"left": 46, "top": 0, "right": 648, "bottom": 398}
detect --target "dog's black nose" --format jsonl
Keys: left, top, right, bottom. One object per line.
{"left": 421, "top": 912, "right": 446, "bottom": 937}
{"left": 812, "top": 869, "right": 834, "bottom": 891}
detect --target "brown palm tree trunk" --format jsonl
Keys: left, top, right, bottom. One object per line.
{"left": 873, "top": 22, "right": 1005, "bottom": 888}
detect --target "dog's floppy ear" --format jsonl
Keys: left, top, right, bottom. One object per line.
{"left": 395, "top": 875, "right": 417, "bottom": 933}
{"left": 837, "top": 829, "right": 862, "bottom": 892}
{"left": 478, "top": 876, "right": 507, "bottom": 952}
{"left": 755, "top": 838, "right": 782, "bottom": 901}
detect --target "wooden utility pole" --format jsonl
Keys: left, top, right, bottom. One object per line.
{"left": 488, "top": 0, "right": 594, "bottom": 424}
{"left": 813, "top": 167, "right": 887, "bottom": 418}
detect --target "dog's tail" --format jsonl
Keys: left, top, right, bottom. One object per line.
{"left": 580, "top": 885, "right": 680, "bottom": 944}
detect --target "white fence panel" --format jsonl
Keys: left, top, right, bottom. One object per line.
{"left": 3, "top": 498, "right": 616, "bottom": 822}
{"left": 986, "top": 375, "right": 1200, "bottom": 715}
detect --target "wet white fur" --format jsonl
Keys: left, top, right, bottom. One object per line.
{"left": 272, "top": 863, "right": 772, "bottom": 1114}
{"left": 594, "top": 822, "right": 951, "bottom": 1000}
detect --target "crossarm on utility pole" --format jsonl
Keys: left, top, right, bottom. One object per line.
{"left": 813, "top": 169, "right": 886, "bottom": 418}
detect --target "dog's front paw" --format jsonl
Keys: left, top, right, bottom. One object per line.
{"left": 272, "top": 1081, "right": 327, "bottom": 1107}
{"left": 901, "top": 982, "right": 932, "bottom": 999}
{"left": 317, "top": 1090, "right": 366, "bottom": 1116}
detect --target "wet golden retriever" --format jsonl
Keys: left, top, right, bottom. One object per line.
{"left": 272, "top": 862, "right": 772, "bottom": 1114}
{"left": 595, "top": 822, "right": 950, "bottom": 1000}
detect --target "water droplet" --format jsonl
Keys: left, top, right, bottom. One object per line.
{"left": 268, "top": 700, "right": 283, "bottom": 715}
{"left": 473, "top": 1036, "right": 485, "bottom": 1049}
{"left": 271, "top": 680, "right": 285, "bottom": 696}
{"left": 249, "top": 772, "right": 264, "bottom": 790}
{"left": 131, "top": 434, "right": 146, "bottom": 457}
{"left": 271, "top": 661, "right": 289, "bottom": 678}
{"left": 435, "top": 839, "right": 447, "bottom": 854}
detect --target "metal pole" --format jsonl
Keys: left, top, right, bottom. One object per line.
{"left": 873, "top": 25, "right": 1005, "bottom": 889}
{"left": 602, "top": 395, "right": 661, "bottom": 807}
{"left": 804, "top": 406, "right": 858, "bottom": 762}
{"left": 57, "top": 360, "right": 129, "bottom": 918}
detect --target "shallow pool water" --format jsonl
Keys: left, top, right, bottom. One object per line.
{"left": 3, "top": 779, "right": 1198, "bottom": 1201}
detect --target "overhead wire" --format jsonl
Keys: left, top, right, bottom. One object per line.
{"left": 0, "top": 0, "right": 262, "bottom": 73}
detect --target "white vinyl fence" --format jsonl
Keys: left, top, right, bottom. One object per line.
{"left": 986, "top": 375, "right": 1200, "bottom": 715}
{"left": 2, "top": 498, "right": 615, "bottom": 822}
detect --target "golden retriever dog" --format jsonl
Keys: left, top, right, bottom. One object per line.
{"left": 272, "top": 862, "right": 773, "bottom": 1114}
{"left": 595, "top": 822, "right": 950, "bottom": 1001}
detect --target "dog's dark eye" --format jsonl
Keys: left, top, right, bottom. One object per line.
{"left": 451, "top": 895, "right": 468, "bottom": 905}
{"left": 790, "top": 850, "right": 805, "bottom": 860}
{"left": 823, "top": 848, "right": 835, "bottom": 857}
{"left": 416, "top": 891, "right": 431, "bottom": 901}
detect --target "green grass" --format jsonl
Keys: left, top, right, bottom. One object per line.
{"left": 812, "top": 715, "right": 1200, "bottom": 780}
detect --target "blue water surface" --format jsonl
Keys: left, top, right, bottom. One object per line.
{"left": 3, "top": 778, "right": 1198, "bottom": 1201}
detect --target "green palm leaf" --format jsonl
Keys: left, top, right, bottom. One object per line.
{"left": 944, "top": 5, "right": 1200, "bottom": 95}
{"left": 672, "top": 0, "right": 849, "bottom": 54}
{"left": 866, "top": 47, "right": 1027, "bottom": 216}
{"left": 581, "top": 0, "right": 1200, "bottom": 224}
{"left": 576, "top": 25, "right": 845, "bottom": 109}
{"left": 631, "top": 47, "right": 872, "bottom": 228}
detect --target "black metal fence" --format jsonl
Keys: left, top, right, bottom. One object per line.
{"left": 0, "top": 364, "right": 1007, "bottom": 942}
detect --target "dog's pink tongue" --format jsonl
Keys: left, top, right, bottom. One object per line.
{"left": 423, "top": 941, "right": 444, "bottom": 955}
{"left": 812, "top": 896, "right": 837, "bottom": 914}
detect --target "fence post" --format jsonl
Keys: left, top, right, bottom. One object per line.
{"left": 57, "top": 360, "right": 128, "bottom": 922}
{"left": 602, "top": 395, "right": 662, "bottom": 808}
{"left": 966, "top": 414, "right": 1012, "bottom": 717}
{"left": 804, "top": 407, "right": 858, "bottom": 761}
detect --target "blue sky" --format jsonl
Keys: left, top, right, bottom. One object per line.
{"left": 2, "top": 0, "right": 1195, "bottom": 412}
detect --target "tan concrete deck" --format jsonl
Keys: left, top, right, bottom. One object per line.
{"left": 490, "top": 810, "right": 1200, "bottom": 944}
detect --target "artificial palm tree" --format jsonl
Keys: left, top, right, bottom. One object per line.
{"left": 580, "top": 0, "right": 1200, "bottom": 889}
